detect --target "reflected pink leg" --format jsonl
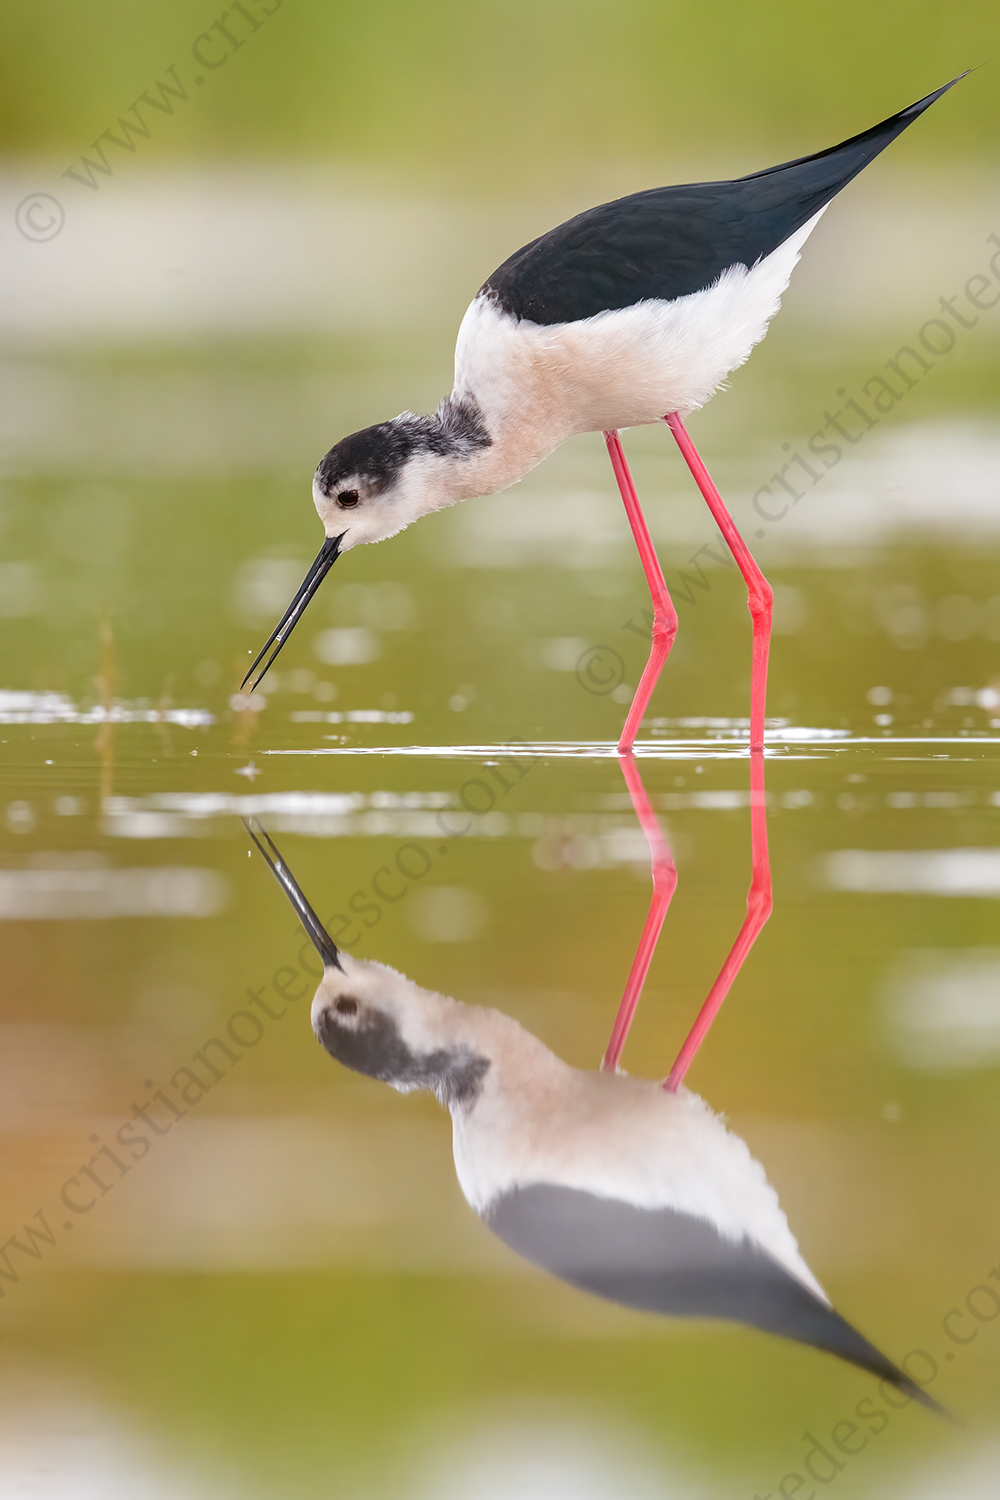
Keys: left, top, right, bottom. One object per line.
{"left": 604, "top": 431, "right": 679, "bottom": 754}
{"left": 659, "top": 414, "right": 774, "bottom": 1085}
{"left": 603, "top": 418, "right": 774, "bottom": 1081}
{"left": 664, "top": 744, "right": 771, "bottom": 1091}
{"left": 659, "top": 411, "right": 779, "bottom": 1092}
{"left": 663, "top": 412, "right": 773, "bottom": 752}
{"left": 603, "top": 750, "right": 678, "bottom": 1071}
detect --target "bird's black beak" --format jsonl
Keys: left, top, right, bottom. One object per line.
{"left": 241, "top": 533, "right": 344, "bottom": 692}
{"left": 244, "top": 816, "right": 343, "bottom": 971}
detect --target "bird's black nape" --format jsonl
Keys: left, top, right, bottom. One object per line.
{"left": 241, "top": 533, "right": 343, "bottom": 693}
{"left": 244, "top": 817, "right": 342, "bottom": 971}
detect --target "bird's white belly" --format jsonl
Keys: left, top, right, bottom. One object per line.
{"left": 454, "top": 211, "right": 823, "bottom": 462}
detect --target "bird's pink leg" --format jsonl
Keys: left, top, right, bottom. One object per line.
{"left": 663, "top": 412, "right": 772, "bottom": 752}
{"left": 664, "top": 743, "right": 772, "bottom": 1091}
{"left": 604, "top": 431, "right": 679, "bottom": 754}
{"left": 603, "top": 750, "right": 678, "bottom": 1071}
{"left": 659, "top": 413, "right": 774, "bottom": 1089}
{"left": 599, "top": 437, "right": 678, "bottom": 1066}
{"left": 602, "top": 421, "right": 773, "bottom": 1078}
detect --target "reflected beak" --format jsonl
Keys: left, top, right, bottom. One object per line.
{"left": 244, "top": 817, "right": 343, "bottom": 971}
{"left": 241, "top": 533, "right": 344, "bottom": 692}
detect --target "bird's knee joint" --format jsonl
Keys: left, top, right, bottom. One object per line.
{"left": 750, "top": 893, "right": 773, "bottom": 923}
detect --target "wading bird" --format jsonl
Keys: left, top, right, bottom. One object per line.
{"left": 243, "top": 78, "right": 963, "bottom": 751}
{"left": 245, "top": 817, "right": 941, "bottom": 1411}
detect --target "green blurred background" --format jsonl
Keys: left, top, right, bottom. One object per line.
{"left": 0, "top": 0, "right": 994, "bottom": 173}
{"left": 2, "top": 3, "right": 1000, "bottom": 1498}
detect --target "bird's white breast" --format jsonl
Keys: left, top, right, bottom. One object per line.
{"left": 452, "top": 211, "right": 824, "bottom": 475}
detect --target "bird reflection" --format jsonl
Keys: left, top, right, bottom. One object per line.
{"left": 602, "top": 751, "right": 678, "bottom": 1074}
{"left": 245, "top": 817, "right": 938, "bottom": 1411}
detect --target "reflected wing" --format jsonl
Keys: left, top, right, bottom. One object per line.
{"left": 486, "top": 1182, "right": 934, "bottom": 1405}
{"left": 482, "top": 81, "right": 960, "bottom": 326}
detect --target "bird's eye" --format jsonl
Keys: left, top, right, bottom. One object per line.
{"left": 335, "top": 996, "right": 358, "bottom": 1015}
{"left": 337, "top": 490, "right": 360, "bottom": 508}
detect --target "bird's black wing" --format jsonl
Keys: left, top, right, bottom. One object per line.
{"left": 483, "top": 78, "right": 963, "bottom": 325}
{"left": 486, "top": 1182, "right": 940, "bottom": 1411}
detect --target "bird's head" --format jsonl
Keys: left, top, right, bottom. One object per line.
{"left": 310, "top": 957, "right": 490, "bottom": 1107}
{"left": 312, "top": 416, "right": 448, "bottom": 553}
{"left": 240, "top": 401, "right": 489, "bottom": 693}
{"left": 245, "top": 819, "right": 490, "bottom": 1110}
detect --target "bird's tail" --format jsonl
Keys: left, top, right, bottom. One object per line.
{"left": 738, "top": 73, "right": 969, "bottom": 220}
{"left": 784, "top": 1298, "right": 949, "bottom": 1418}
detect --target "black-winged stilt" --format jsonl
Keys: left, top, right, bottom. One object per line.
{"left": 242, "top": 78, "right": 963, "bottom": 751}
{"left": 244, "top": 817, "right": 941, "bottom": 1411}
